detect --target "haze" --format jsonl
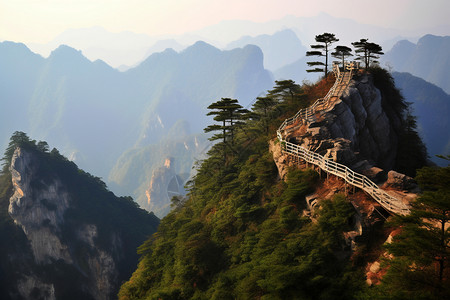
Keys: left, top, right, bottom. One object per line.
{"left": 1, "top": 0, "right": 449, "bottom": 44}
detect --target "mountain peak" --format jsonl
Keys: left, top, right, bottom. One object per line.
{"left": 183, "top": 40, "right": 220, "bottom": 54}
{"left": 417, "top": 34, "right": 450, "bottom": 47}
{"left": 49, "top": 44, "right": 86, "bottom": 61}
{"left": 0, "top": 40, "right": 42, "bottom": 59}
{"left": 1, "top": 134, "right": 159, "bottom": 299}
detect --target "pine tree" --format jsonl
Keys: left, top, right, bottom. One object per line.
{"left": 204, "top": 98, "right": 249, "bottom": 163}
{"left": 332, "top": 45, "right": 352, "bottom": 69}
{"left": 251, "top": 96, "right": 278, "bottom": 134}
{"left": 267, "top": 79, "right": 302, "bottom": 104}
{"left": 1, "top": 131, "right": 34, "bottom": 172}
{"left": 306, "top": 33, "right": 339, "bottom": 77}
{"left": 352, "top": 39, "right": 384, "bottom": 70}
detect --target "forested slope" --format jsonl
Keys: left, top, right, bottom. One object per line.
{"left": 119, "top": 69, "right": 446, "bottom": 299}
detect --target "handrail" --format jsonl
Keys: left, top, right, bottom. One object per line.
{"left": 276, "top": 61, "right": 410, "bottom": 215}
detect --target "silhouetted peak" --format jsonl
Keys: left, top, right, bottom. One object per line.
{"left": 0, "top": 41, "right": 40, "bottom": 58}
{"left": 49, "top": 44, "right": 86, "bottom": 61}
{"left": 417, "top": 34, "right": 450, "bottom": 47}
{"left": 390, "top": 39, "right": 415, "bottom": 52}
{"left": 182, "top": 41, "right": 220, "bottom": 55}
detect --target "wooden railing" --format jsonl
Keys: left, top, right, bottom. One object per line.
{"left": 276, "top": 62, "right": 410, "bottom": 215}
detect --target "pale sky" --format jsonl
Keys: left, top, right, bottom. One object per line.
{"left": 1, "top": 0, "right": 449, "bottom": 44}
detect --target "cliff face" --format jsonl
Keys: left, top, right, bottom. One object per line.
{"left": 9, "top": 148, "right": 73, "bottom": 265}
{"left": 1, "top": 145, "right": 159, "bottom": 300}
{"left": 145, "top": 157, "right": 188, "bottom": 218}
{"left": 287, "top": 73, "right": 404, "bottom": 179}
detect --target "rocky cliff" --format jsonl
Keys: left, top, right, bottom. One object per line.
{"left": 294, "top": 74, "right": 400, "bottom": 173}
{"left": 0, "top": 139, "right": 159, "bottom": 300}
{"left": 270, "top": 69, "right": 427, "bottom": 281}
{"left": 275, "top": 70, "right": 427, "bottom": 183}
{"left": 144, "top": 157, "right": 188, "bottom": 218}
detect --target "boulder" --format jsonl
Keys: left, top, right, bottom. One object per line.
{"left": 383, "top": 170, "right": 417, "bottom": 191}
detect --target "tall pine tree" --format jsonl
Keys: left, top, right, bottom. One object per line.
{"left": 306, "top": 33, "right": 339, "bottom": 77}
{"left": 332, "top": 45, "right": 352, "bottom": 69}
{"left": 352, "top": 39, "right": 384, "bottom": 70}
{"left": 204, "top": 98, "right": 249, "bottom": 163}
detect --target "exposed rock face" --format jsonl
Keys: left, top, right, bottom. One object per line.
{"left": 145, "top": 157, "right": 188, "bottom": 218}
{"left": 269, "top": 140, "right": 290, "bottom": 181}
{"left": 273, "top": 73, "right": 420, "bottom": 248}
{"left": 290, "top": 74, "right": 402, "bottom": 173}
{"left": 383, "top": 170, "right": 418, "bottom": 191}
{"left": 8, "top": 148, "right": 117, "bottom": 300}
{"left": 9, "top": 148, "right": 72, "bottom": 264}
{"left": 3, "top": 147, "right": 158, "bottom": 300}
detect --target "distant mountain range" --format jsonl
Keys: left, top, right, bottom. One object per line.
{"left": 383, "top": 35, "right": 450, "bottom": 94}
{"left": 23, "top": 13, "right": 450, "bottom": 69}
{"left": 225, "top": 29, "right": 306, "bottom": 71}
{"left": 392, "top": 72, "right": 450, "bottom": 165}
{"left": 0, "top": 40, "right": 272, "bottom": 212}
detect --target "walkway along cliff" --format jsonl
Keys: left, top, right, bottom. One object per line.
{"left": 276, "top": 62, "right": 411, "bottom": 215}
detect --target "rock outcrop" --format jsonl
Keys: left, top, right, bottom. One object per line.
{"left": 1, "top": 146, "right": 159, "bottom": 300}
{"left": 272, "top": 71, "right": 424, "bottom": 261}
{"left": 9, "top": 148, "right": 72, "bottom": 264}
{"left": 290, "top": 74, "right": 402, "bottom": 173}
{"left": 145, "top": 157, "right": 188, "bottom": 218}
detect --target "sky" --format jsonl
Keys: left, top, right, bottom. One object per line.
{"left": 1, "top": 0, "right": 449, "bottom": 44}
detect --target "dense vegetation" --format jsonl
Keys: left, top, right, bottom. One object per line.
{"left": 0, "top": 132, "right": 160, "bottom": 299}
{"left": 119, "top": 67, "right": 437, "bottom": 299}
{"left": 119, "top": 76, "right": 366, "bottom": 299}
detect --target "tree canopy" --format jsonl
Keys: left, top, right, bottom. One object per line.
{"left": 332, "top": 45, "right": 353, "bottom": 69}
{"left": 306, "top": 32, "right": 339, "bottom": 77}
{"left": 204, "top": 98, "right": 249, "bottom": 164}
{"left": 352, "top": 39, "right": 384, "bottom": 70}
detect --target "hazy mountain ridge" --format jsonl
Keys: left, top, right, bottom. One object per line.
{"left": 392, "top": 71, "right": 450, "bottom": 164}
{"left": 0, "top": 40, "right": 272, "bottom": 215}
{"left": 226, "top": 29, "right": 306, "bottom": 71}
{"left": 383, "top": 34, "right": 450, "bottom": 94}
{"left": 0, "top": 41, "right": 45, "bottom": 149}
{"left": 23, "top": 13, "right": 450, "bottom": 69}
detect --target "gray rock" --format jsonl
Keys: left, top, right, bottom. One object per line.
{"left": 383, "top": 170, "right": 418, "bottom": 191}
{"left": 291, "top": 74, "right": 402, "bottom": 171}
{"left": 144, "top": 157, "right": 188, "bottom": 218}
{"left": 8, "top": 147, "right": 120, "bottom": 300}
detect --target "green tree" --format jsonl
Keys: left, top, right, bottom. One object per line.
{"left": 332, "top": 45, "right": 353, "bottom": 69}
{"left": 352, "top": 39, "right": 384, "bottom": 70}
{"left": 266, "top": 80, "right": 304, "bottom": 113}
{"left": 1, "top": 131, "right": 34, "bottom": 172}
{"left": 395, "top": 109, "right": 428, "bottom": 176}
{"left": 306, "top": 33, "right": 339, "bottom": 77}
{"left": 204, "top": 98, "right": 249, "bottom": 163}
{"left": 37, "top": 141, "right": 49, "bottom": 152}
{"left": 251, "top": 96, "right": 278, "bottom": 134}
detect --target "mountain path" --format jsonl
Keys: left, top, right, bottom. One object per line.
{"left": 276, "top": 62, "right": 410, "bottom": 215}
